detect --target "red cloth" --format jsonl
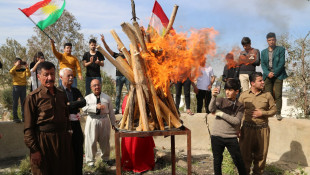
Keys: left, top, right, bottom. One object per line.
{"left": 121, "top": 137, "right": 155, "bottom": 172}
{"left": 120, "top": 95, "right": 155, "bottom": 173}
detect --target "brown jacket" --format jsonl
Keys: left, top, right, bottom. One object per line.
{"left": 238, "top": 90, "right": 277, "bottom": 124}
{"left": 23, "top": 85, "right": 70, "bottom": 153}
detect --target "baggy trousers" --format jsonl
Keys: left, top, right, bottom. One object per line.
{"left": 264, "top": 77, "right": 283, "bottom": 115}
{"left": 239, "top": 125, "right": 270, "bottom": 175}
{"left": 84, "top": 116, "right": 111, "bottom": 164}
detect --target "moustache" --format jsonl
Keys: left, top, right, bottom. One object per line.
{"left": 45, "top": 80, "right": 54, "bottom": 84}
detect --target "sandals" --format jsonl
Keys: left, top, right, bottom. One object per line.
{"left": 186, "top": 110, "right": 194, "bottom": 115}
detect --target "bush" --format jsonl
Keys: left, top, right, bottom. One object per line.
{"left": 0, "top": 87, "right": 13, "bottom": 110}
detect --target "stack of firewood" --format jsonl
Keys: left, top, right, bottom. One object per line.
{"left": 96, "top": 6, "right": 182, "bottom": 131}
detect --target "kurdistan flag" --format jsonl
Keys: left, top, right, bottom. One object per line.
{"left": 19, "top": 0, "right": 66, "bottom": 30}
{"left": 147, "top": 0, "right": 174, "bottom": 37}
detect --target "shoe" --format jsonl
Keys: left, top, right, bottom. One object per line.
{"left": 87, "top": 162, "right": 94, "bottom": 167}
{"left": 13, "top": 119, "right": 21, "bottom": 123}
{"left": 103, "top": 160, "right": 114, "bottom": 166}
{"left": 275, "top": 114, "right": 283, "bottom": 121}
{"left": 186, "top": 109, "right": 194, "bottom": 115}
{"left": 114, "top": 110, "right": 120, "bottom": 115}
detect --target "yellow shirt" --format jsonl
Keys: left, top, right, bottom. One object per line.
{"left": 9, "top": 66, "right": 30, "bottom": 86}
{"left": 51, "top": 43, "right": 82, "bottom": 77}
{"left": 238, "top": 90, "right": 277, "bottom": 124}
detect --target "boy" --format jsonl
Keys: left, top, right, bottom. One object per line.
{"left": 208, "top": 79, "right": 246, "bottom": 175}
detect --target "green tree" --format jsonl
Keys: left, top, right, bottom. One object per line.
{"left": 278, "top": 32, "right": 310, "bottom": 118}
{"left": 26, "top": 10, "right": 89, "bottom": 91}
{"left": 101, "top": 71, "right": 116, "bottom": 98}
{"left": 0, "top": 38, "right": 27, "bottom": 87}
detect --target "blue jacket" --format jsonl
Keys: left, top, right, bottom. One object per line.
{"left": 261, "top": 46, "right": 288, "bottom": 80}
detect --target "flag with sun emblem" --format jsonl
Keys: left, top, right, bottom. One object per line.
{"left": 19, "top": 0, "right": 65, "bottom": 30}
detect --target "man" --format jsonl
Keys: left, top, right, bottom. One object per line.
{"left": 50, "top": 39, "right": 82, "bottom": 87}
{"left": 209, "top": 79, "right": 246, "bottom": 175}
{"left": 222, "top": 53, "right": 239, "bottom": 82}
{"left": 239, "top": 37, "right": 260, "bottom": 92}
{"left": 82, "top": 39, "right": 105, "bottom": 95}
{"left": 261, "top": 32, "right": 288, "bottom": 120}
{"left": 193, "top": 63, "right": 215, "bottom": 113}
{"left": 59, "top": 68, "right": 86, "bottom": 175}
{"left": 82, "top": 79, "right": 116, "bottom": 166}
{"left": 101, "top": 34, "right": 130, "bottom": 114}
{"left": 238, "top": 72, "right": 277, "bottom": 175}
{"left": 10, "top": 58, "right": 30, "bottom": 123}
{"left": 23, "top": 61, "right": 74, "bottom": 175}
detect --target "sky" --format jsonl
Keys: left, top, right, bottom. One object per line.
{"left": 0, "top": 0, "right": 310, "bottom": 79}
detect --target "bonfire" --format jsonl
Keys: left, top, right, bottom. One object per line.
{"left": 97, "top": 3, "right": 218, "bottom": 132}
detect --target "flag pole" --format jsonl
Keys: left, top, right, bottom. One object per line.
{"left": 18, "top": 8, "right": 53, "bottom": 41}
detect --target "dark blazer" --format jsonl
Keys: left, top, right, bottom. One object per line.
{"left": 261, "top": 46, "right": 288, "bottom": 80}
{"left": 59, "top": 86, "right": 86, "bottom": 114}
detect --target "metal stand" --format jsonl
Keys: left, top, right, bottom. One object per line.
{"left": 114, "top": 127, "right": 192, "bottom": 175}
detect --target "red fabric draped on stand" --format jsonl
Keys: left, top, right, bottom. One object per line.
{"left": 121, "top": 95, "right": 155, "bottom": 173}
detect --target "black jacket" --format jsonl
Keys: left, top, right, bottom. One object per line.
{"left": 58, "top": 86, "right": 86, "bottom": 114}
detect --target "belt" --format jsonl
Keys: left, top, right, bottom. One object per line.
{"left": 88, "top": 114, "right": 108, "bottom": 119}
{"left": 37, "top": 123, "right": 67, "bottom": 133}
{"left": 242, "top": 121, "right": 268, "bottom": 129}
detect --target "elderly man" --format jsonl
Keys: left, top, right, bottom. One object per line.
{"left": 239, "top": 72, "right": 277, "bottom": 175}
{"left": 83, "top": 79, "right": 116, "bottom": 166}
{"left": 59, "top": 68, "right": 86, "bottom": 175}
{"left": 23, "top": 61, "right": 74, "bottom": 175}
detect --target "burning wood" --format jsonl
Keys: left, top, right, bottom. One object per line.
{"left": 96, "top": 3, "right": 217, "bottom": 132}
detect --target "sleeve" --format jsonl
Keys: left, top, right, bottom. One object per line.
{"left": 218, "top": 111, "right": 242, "bottom": 126}
{"left": 108, "top": 97, "right": 116, "bottom": 125}
{"left": 208, "top": 96, "right": 217, "bottom": 113}
{"left": 25, "top": 67, "right": 31, "bottom": 77}
{"left": 97, "top": 52, "right": 105, "bottom": 61}
{"left": 82, "top": 52, "right": 88, "bottom": 62}
{"left": 261, "top": 93, "right": 277, "bottom": 117}
{"left": 112, "top": 52, "right": 119, "bottom": 59}
{"left": 69, "top": 89, "right": 86, "bottom": 110}
{"left": 261, "top": 50, "right": 270, "bottom": 76}
{"left": 9, "top": 66, "right": 17, "bottom": 75}
{"left": 51, "top": 42, "right": 63, "bottom": 61}
{"left": 222, "top": 65, "right": 228, "bottom": 82}
{"left": 23, "top": 95, "right": 40, "bottom": 153}
{"left": 273, "top": 47, "right": 286, "bottom": 77}
{"left": 210, "top": 67, "right": 214, "bottom": 76}
{"left": 82, "top": 97, "right": 97, "bottom": 114}
{"left": 75, "top": 58, "right": 82, "bottom": 77}
{"left": 254, "top": 49, "right": 261, "bottom": 66}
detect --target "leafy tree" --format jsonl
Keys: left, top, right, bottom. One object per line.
{"left": 0, "top": 38, "right": 27, "bottom": 87}
{"left": 278, "top": 32, "right": 310, "bottom": 118}
{"left": 27, "top": 10, "right": 88, "bottom": 91}
{"left": 101, "top": 71, "right": 116, "bottom": 98}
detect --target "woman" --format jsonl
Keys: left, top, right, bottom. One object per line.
{"left": 29, "top": 52, "right": 45, "bottom": 91}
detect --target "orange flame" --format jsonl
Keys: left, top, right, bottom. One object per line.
{"left": 142, "top": 28, "right": 218, "bottom": 95}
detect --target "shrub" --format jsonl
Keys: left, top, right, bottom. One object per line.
{"left": 0, "top": 87, "right": 13, "bottom": 110}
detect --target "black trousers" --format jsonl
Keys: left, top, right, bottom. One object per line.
{"left": 196, "top": 89, "right": 211, "bottom": 113}
{"left": 175, "top": 78, "right": 191, "bottom": 110}
{"left": 211, "top": 136, "right": 246, "bottom": 175}
{"left": 71, "top": 121, "right": 84, "bottom": 175}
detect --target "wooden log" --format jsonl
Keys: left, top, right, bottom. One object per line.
{"left": 127, "top": 88, "right": 136, "bottom": 130}
{"left": 110, "top": 30, "right": 132, "bottom": 66}
{"left": 120, "top": 86, "right": 135, "bottom": 129}
{"left": 123, "top": 23, "right": 150, "bottom": 131}
{"left": 96, "top": 45, "right": 135, "bottom": 83}
{"left": 158, "top": 98, "right": 182, "bottom": 128}
{"left": 165, "top": 81, "right": 180, "bottom": 119}
{"left": 132, "top": 21, "right": 147, "bottom": 53}
{"left": 148, "top": 77, "right": 165, "bottom": 130}
{"left": 163, "top": 5, "right": 179, "bottom": 37}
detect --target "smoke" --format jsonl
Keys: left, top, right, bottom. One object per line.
{"left": 254, "top": 0, "right": 308, "bottom": 30}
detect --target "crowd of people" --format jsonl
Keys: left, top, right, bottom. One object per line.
{"left": 5, "top": 31, "right": 287, "bottom": 175}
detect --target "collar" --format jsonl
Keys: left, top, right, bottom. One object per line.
{"left": 248, "top": 89, "right": 263, "bottom": 96}
{"left": 62, "top": 85, "right": 71, "bottom": 92}
{"left": 40, "top": 85, "right": 57, "bottom": 94}
{"left": 63, "top": 52, "right": 71, "bottom": 56}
